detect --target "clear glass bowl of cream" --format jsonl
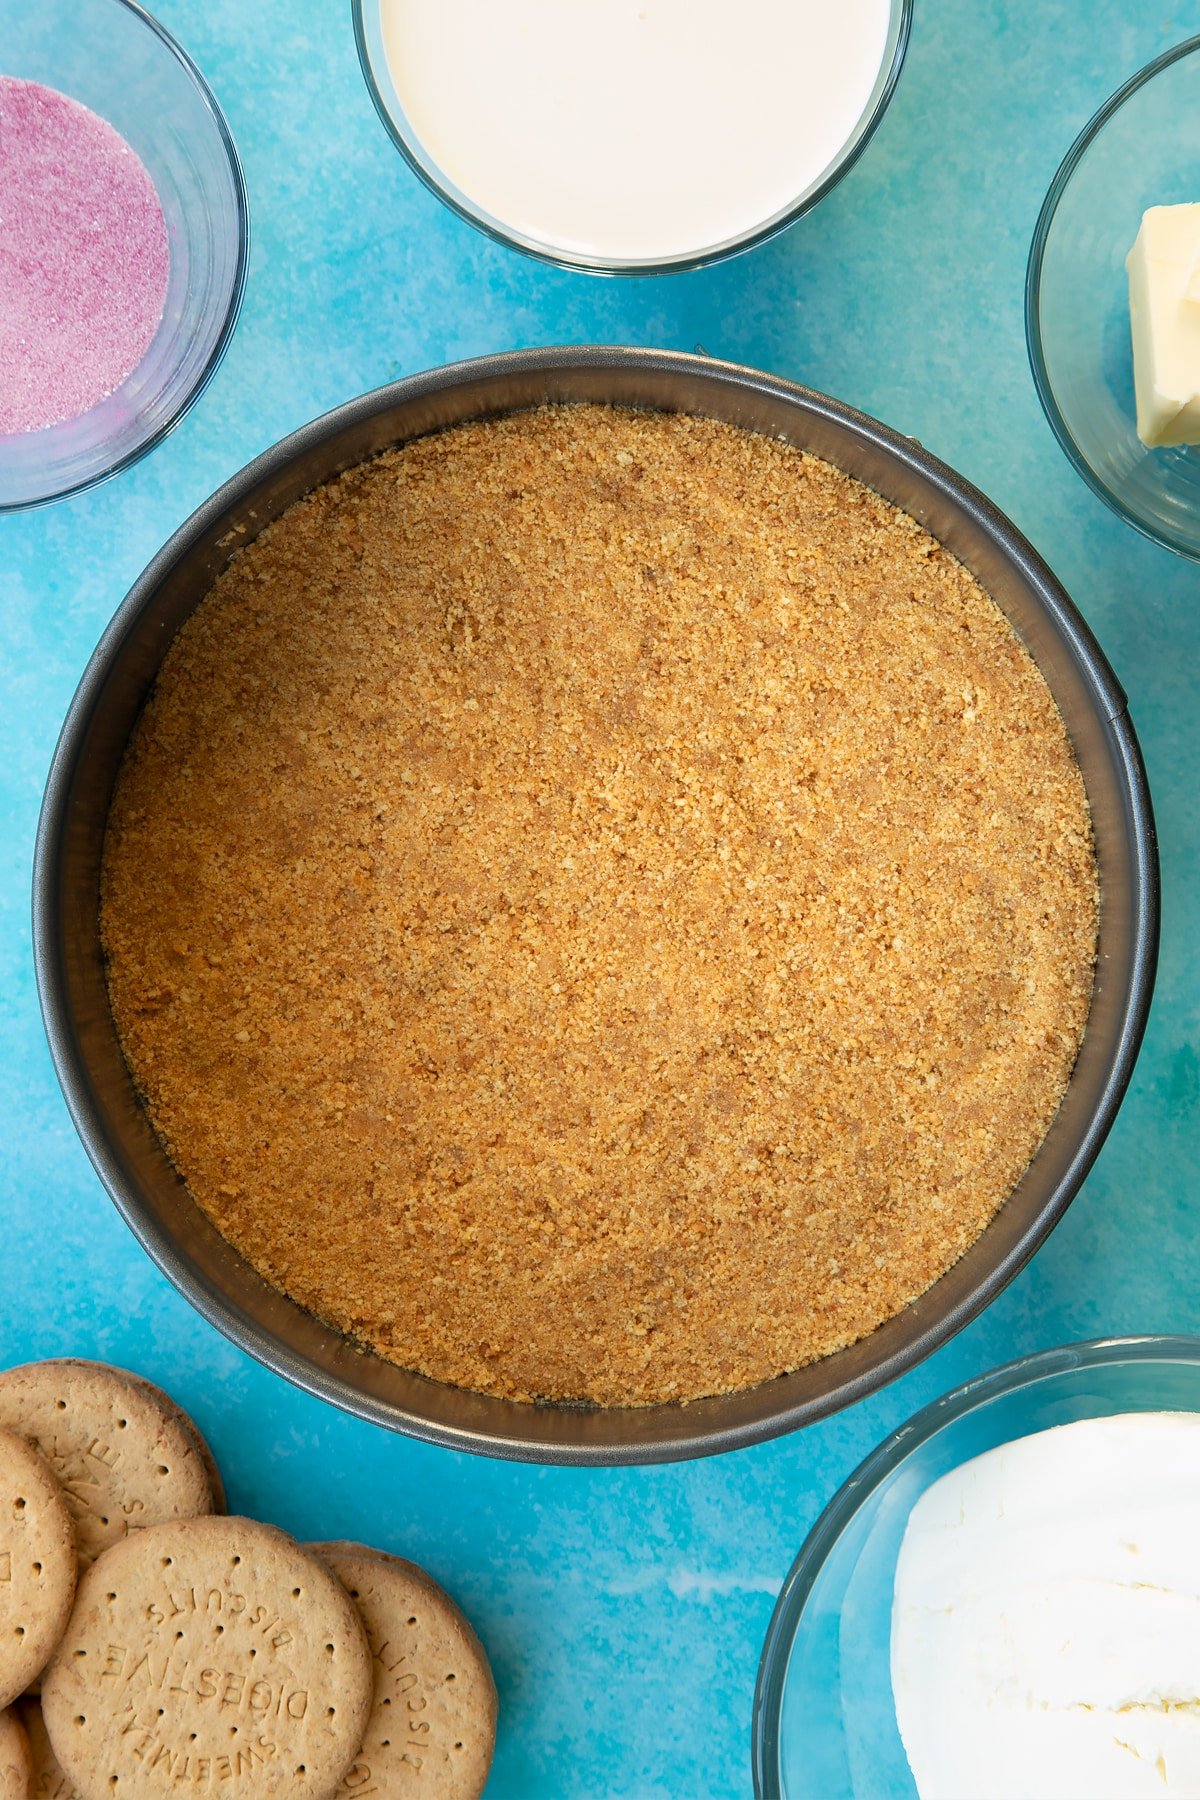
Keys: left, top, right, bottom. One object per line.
{"left": 353, "top": 0, "right": 911, "bottom": 274}
{"left": 753, "top": 1337, "right": 1200, "bottom": 1799}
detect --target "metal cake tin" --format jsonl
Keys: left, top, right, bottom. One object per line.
{"left": 32, "top": 346, "right": 1159, "bottom": 1465}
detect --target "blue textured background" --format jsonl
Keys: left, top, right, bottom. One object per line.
{"left": 4, "top": 4, "right": 1200, "bottom": 1795}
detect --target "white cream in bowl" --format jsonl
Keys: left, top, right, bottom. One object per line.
{"left": 379, "top": 0, "right": 894, "bottom": 264}
{"left": 892, "top": 1413, "right": 1200, "bottom": 1799}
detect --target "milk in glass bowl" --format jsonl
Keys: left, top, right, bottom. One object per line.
{"left": 354, "top": 0, "right": 912, "bottom": 273}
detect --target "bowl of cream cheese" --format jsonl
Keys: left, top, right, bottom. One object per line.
{"left": 754, "top": 1336, "right": 1200, "bottom": 1799}
{"left": 353, "top": 0, "right": 911, "bottom": 273}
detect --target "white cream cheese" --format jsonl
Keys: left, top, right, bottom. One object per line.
{"left": 378, "top": 0, "right": 893, "bottom": 263}
{"left": 891, "top": 1413, "right": 1200, "bottom": 1800}
{"left": 1127, "top": 205, "right": 1200, "bottom": 447}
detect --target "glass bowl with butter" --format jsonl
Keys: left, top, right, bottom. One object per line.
{"left": 753, "top": 1336, "right": 1200, "bottom": 1799}
{"left": 1027, "top": 36, "right": 1200, "bottom": 560}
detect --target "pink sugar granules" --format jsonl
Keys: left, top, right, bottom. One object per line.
{"left": 0, "top": 76, "right": 169, "bottom": 435}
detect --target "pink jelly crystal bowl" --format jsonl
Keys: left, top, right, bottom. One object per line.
{"left": 0, "top": 0, "right": 248, "bottom": 511}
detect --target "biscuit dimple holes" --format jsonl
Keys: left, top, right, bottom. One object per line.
{"left": 117, "top": 1418, "right": 127, "bottom": 1429}
{"left": 32, "top": 1561, "right": 41, "bottom": 1574}
{"left": 232, "top": 1555, "right": 241, "bottom": 1566}
{"left": 156, "top": 1465, "right": 169, "bottom": 1476}
{"left": 55, "top": 1399, "right": 66, "bottom": 1412}
{"left": 454, "top": 1742, "right": 463, "bottom": 1751}
{"left": 13, "top": 1497, "right": 24, "bottom": 1512}
{"left": 161, "top": 1557, "right": 172, "bottom": 1568}
{"left": 324, "top": 1642, "right": 334, "bottom": 1657}
{"left": 407, "top": 1616, "right": 417, "bottom": 1626}
{"left": 446, "top": 1671, "right": 456, "bottom": 1682}
{"left": 292, "top": 1587, "right": 302, "bottom": 1598}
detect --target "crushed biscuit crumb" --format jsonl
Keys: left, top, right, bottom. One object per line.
{"left": 100, "top": 406, "right": 1098, "bottom": 1407}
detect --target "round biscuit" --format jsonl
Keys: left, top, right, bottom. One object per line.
{"left": 312, "top": 1542, "right": 497, "bottom": 1800}
{"left": 92, "top": 1366, "right": 226, "bottom": 1516}
{"left": 0, "top": 1426, "right": 76, "bottom": 1710}
{"left": 19, "top": 1698, "right": 80, "bottom": 1798}
{"left": 0, "top": 1362, "right": 218, "bottom": 1569}
{"left": 42, "top": 1515, "right": 373, "bottom": 1800}
{"left": 0, "top": 1705, "right": 31, "bottom": 1799}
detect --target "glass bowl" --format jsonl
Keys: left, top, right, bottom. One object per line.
{"left": 753, "top": 1336, "right": 1200, "bottom": 1798}
{"left": 33, "top": 347, "right": 1157, "bottom": 1464}
{"left": 1027, "top": 36, "right": 1200, "bottom": 560}
{"left": 0, "top": 0, "right": 249, "bottom": 511}
{"left": 352, "top": 0, "right": 912, "bottom": 275}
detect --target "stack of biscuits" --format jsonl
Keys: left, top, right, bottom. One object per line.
{"left": 0, "top": 1360, "right": 497, "bottom": 1799}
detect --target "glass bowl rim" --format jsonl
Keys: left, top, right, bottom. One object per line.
{"left": 1024, "top": 33, "right": 1200, "bottom": 561}
{"left": 350, "top": 0, "right": 913, "bottom": 276}
{"left": 751, "top": 1332, "right": 1200, "bottom": 1795}
{"left": 0, "top": 0, "right": 251, "bottom": 514}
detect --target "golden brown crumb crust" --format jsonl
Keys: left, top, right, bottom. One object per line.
{"left": 100, "top": 406, "right": 1098, "bottom": 1406}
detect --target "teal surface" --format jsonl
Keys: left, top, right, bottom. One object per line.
{"left": 3, "top": 4, "right": 1199, "bottom": 1796}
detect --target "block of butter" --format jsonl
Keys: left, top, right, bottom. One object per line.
{"left": 1127, "top": 204, "right": 1200, "bottom": 447}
